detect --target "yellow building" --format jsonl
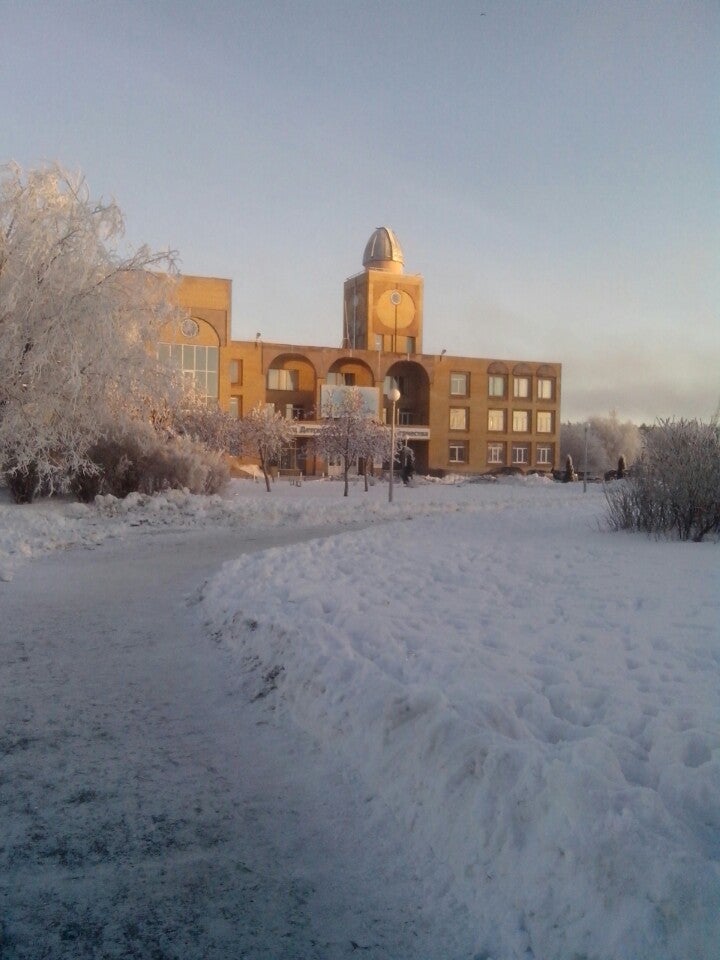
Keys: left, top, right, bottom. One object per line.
{"left": 162, "top": 228, "right": 562, "bottom": 477}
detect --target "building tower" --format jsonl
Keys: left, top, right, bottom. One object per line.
{"left": 342, "top": 227, "right": 424, "bottom": 355}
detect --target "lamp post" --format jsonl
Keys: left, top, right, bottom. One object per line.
{"left": 583, "top": 422, "right": 589, "bottom": 493}
{"left": 388, "top": 387, "right": 401, "bottom": 502}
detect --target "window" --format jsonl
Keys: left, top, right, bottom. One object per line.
{"left": 488, "top": 375, "right": 506, "bottom": 398}
{"left": 513, "top": 376, "right": 530, "bottom": 399}
{"left": 537, "top": 445, "right": 554, "bottom": 465}
{"left": 449, "top": 441, "right": 467, "bottom": 464}
{"left": 537, "top": 378, "right": 554, "bottom": 400}
{"left": 450, "top": 372, "right": 469, "bottom": 396}
{"left": 512, "top": 410, "right": 529, "bottom": 432}
{"left": 228, "top": 396, "right": 241, "bottom": 419}
{"left": 229, "top": 359, "right": 242, "bottom": 385}
{"left": 537, "top": 411, "right": 554, "bottom": 433}
{"left": 488, "top": 409, "right": 505, "bottom": 432}
{"left": 405, "top": 336, "right": 416, "bottom": 353}
{"left": 267, "top": 368, "right": 299, "bottom": 390}
{"left": 375, "top": 334, "right": 384, "bottom": 350}
{"left": 327, "top": 372, "right": 356, "bottom": 386}
{"left": 398, "top": 410, "right": 413, "bottom": 425}
{"left": 158, "top": 342, "right": 219, "bottom": 402}
{"left": 512, "top": 444, "right": 530, "bottom": 465}
{"left": 487, "top": 443, "right": 505, "bottom": 465}
{"left": 449, "top": 407, "right": 468, "bottom": 430}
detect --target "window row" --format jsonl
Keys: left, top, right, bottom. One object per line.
{"left": 449, "top": 442, "right": 555, "bottom": 466}
{"left": 487, "top": 409, "right": 554, "bottom": 433}
{"left": 448, "top": 408, "right": 554, "bottom": 433}
{"left": 451, "top": 372, "right": 555, "bottom": 401}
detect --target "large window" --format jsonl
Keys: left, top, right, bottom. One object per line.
{"left": 449, "top": 407, "right": 469, "bottom": 430}
{"left": 488, "top": 409, "right": 506, "bottom": 432}
{"left": 513, "top": 376, "right": 531, "bottom": 399}
{"left": 158, "top": 343, "right": 219, "bottom": 402}
{"left": 537, "top": 411, "right": 554, "bottom": 433}
{"left": 488, "top": 375, "right": 506, "bottom": 398}
{"left": 267, "top": 368, "right": 299, "bottom": 390}
{"left": 512, "top": 444, "right": 530, "bottom": 465}
{"left": 537, "top": 378, "right": 554, "bottom": 400}
{"left": 449, "top": 441, "right": 467, "bottom": 464}
{"left": 512, "top": 410, "right": 530, "bottom": 432}
{"left": 487, "top": 443, "right": 505, "bottom": 465}
{"left": 450, "top": 372, "right": 469, "bottom": 396}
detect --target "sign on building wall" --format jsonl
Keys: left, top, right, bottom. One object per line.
{"left": 320, "top": 385, "right": 380, "bottom": 418}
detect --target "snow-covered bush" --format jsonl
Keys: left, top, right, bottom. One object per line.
{"left": 605, "top": 418, "right": 720, "bottom": 541}
{"left": 70, "top": 422, "right": 229, "bottom": 501}
{"left": 138, "top": 435, "right": 229, "bottom": 496}
{"left": 0, "top": 162, "right": 183, "bottom": 500}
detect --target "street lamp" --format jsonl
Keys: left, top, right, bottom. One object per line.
{"left": 388, "top": 386, "right": 401, "bottom": 502}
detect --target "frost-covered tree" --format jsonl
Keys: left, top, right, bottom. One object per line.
{"left": 316, "top": 388, "right": 388, "bottom": 497}
{"left": 561, "top": 415, "right": 641, "bottom": 477}
{"left": 0, "top": 162, "right": 183, "bottom": 500}
{"left": 236, "top": 404, "right": 293, "bottom": 492}
{"left": 352, "top": 412, "right": 394, "bottom": 492}
{"left": 171, "top": 396, "right": 241, "bottom": 454}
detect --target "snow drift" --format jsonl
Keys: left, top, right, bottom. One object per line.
{"left": 201, "top": 482, "right": 720, "bottom": 960}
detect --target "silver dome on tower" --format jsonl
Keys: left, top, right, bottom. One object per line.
{"left": 362, "top": 226, "right": 405, "bottom": 273}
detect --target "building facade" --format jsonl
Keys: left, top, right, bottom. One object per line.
{"left": 163, "top": 228, "right": 562, "bottom": 477}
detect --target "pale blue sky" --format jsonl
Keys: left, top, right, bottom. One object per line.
{"left": 3, "top": 0, "right": 718, "bottom": 422}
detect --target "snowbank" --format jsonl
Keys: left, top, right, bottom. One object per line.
{"left": 0, "top": 473, "right": 547, "bottom": 582}
{"left": 201, "top": 483, "right": 720, "bottom": 960}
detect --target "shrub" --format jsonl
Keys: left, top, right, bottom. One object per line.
{"left": 605, "top": 418, "right": 720, "bottom": 542}
{"left": 70, "top": 423, "right": 229, "bottom": 501}
{"left": 137, "top": 436, "right": 229, "bottom": 496}
{"left": 4, "top": 459, "right": 40, "bottom": 504}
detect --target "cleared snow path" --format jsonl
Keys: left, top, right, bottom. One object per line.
{"left": 1, "top": 524, "right": 460, "bottom": 960}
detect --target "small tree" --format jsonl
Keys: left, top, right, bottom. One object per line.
{"left": 0, "top": 162, "right": 183, "bottom": 500}
{"left": 564, "top": 454, "right": 577, "bottom": 483}
{"left": 617, "top": 454, "right": 627, "bottom": 480}
{"left": 236, "top": 404, "right": 293, "bottom": 492}
{"left": 316, "top": 388, "right": 382, "bottom": 496}
{"left": 357, "top": 417, "right": 394, "bottom": 492}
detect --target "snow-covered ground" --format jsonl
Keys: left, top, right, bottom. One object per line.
{"left": 2, "top": 476, "right": 718, "bottom": 959}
